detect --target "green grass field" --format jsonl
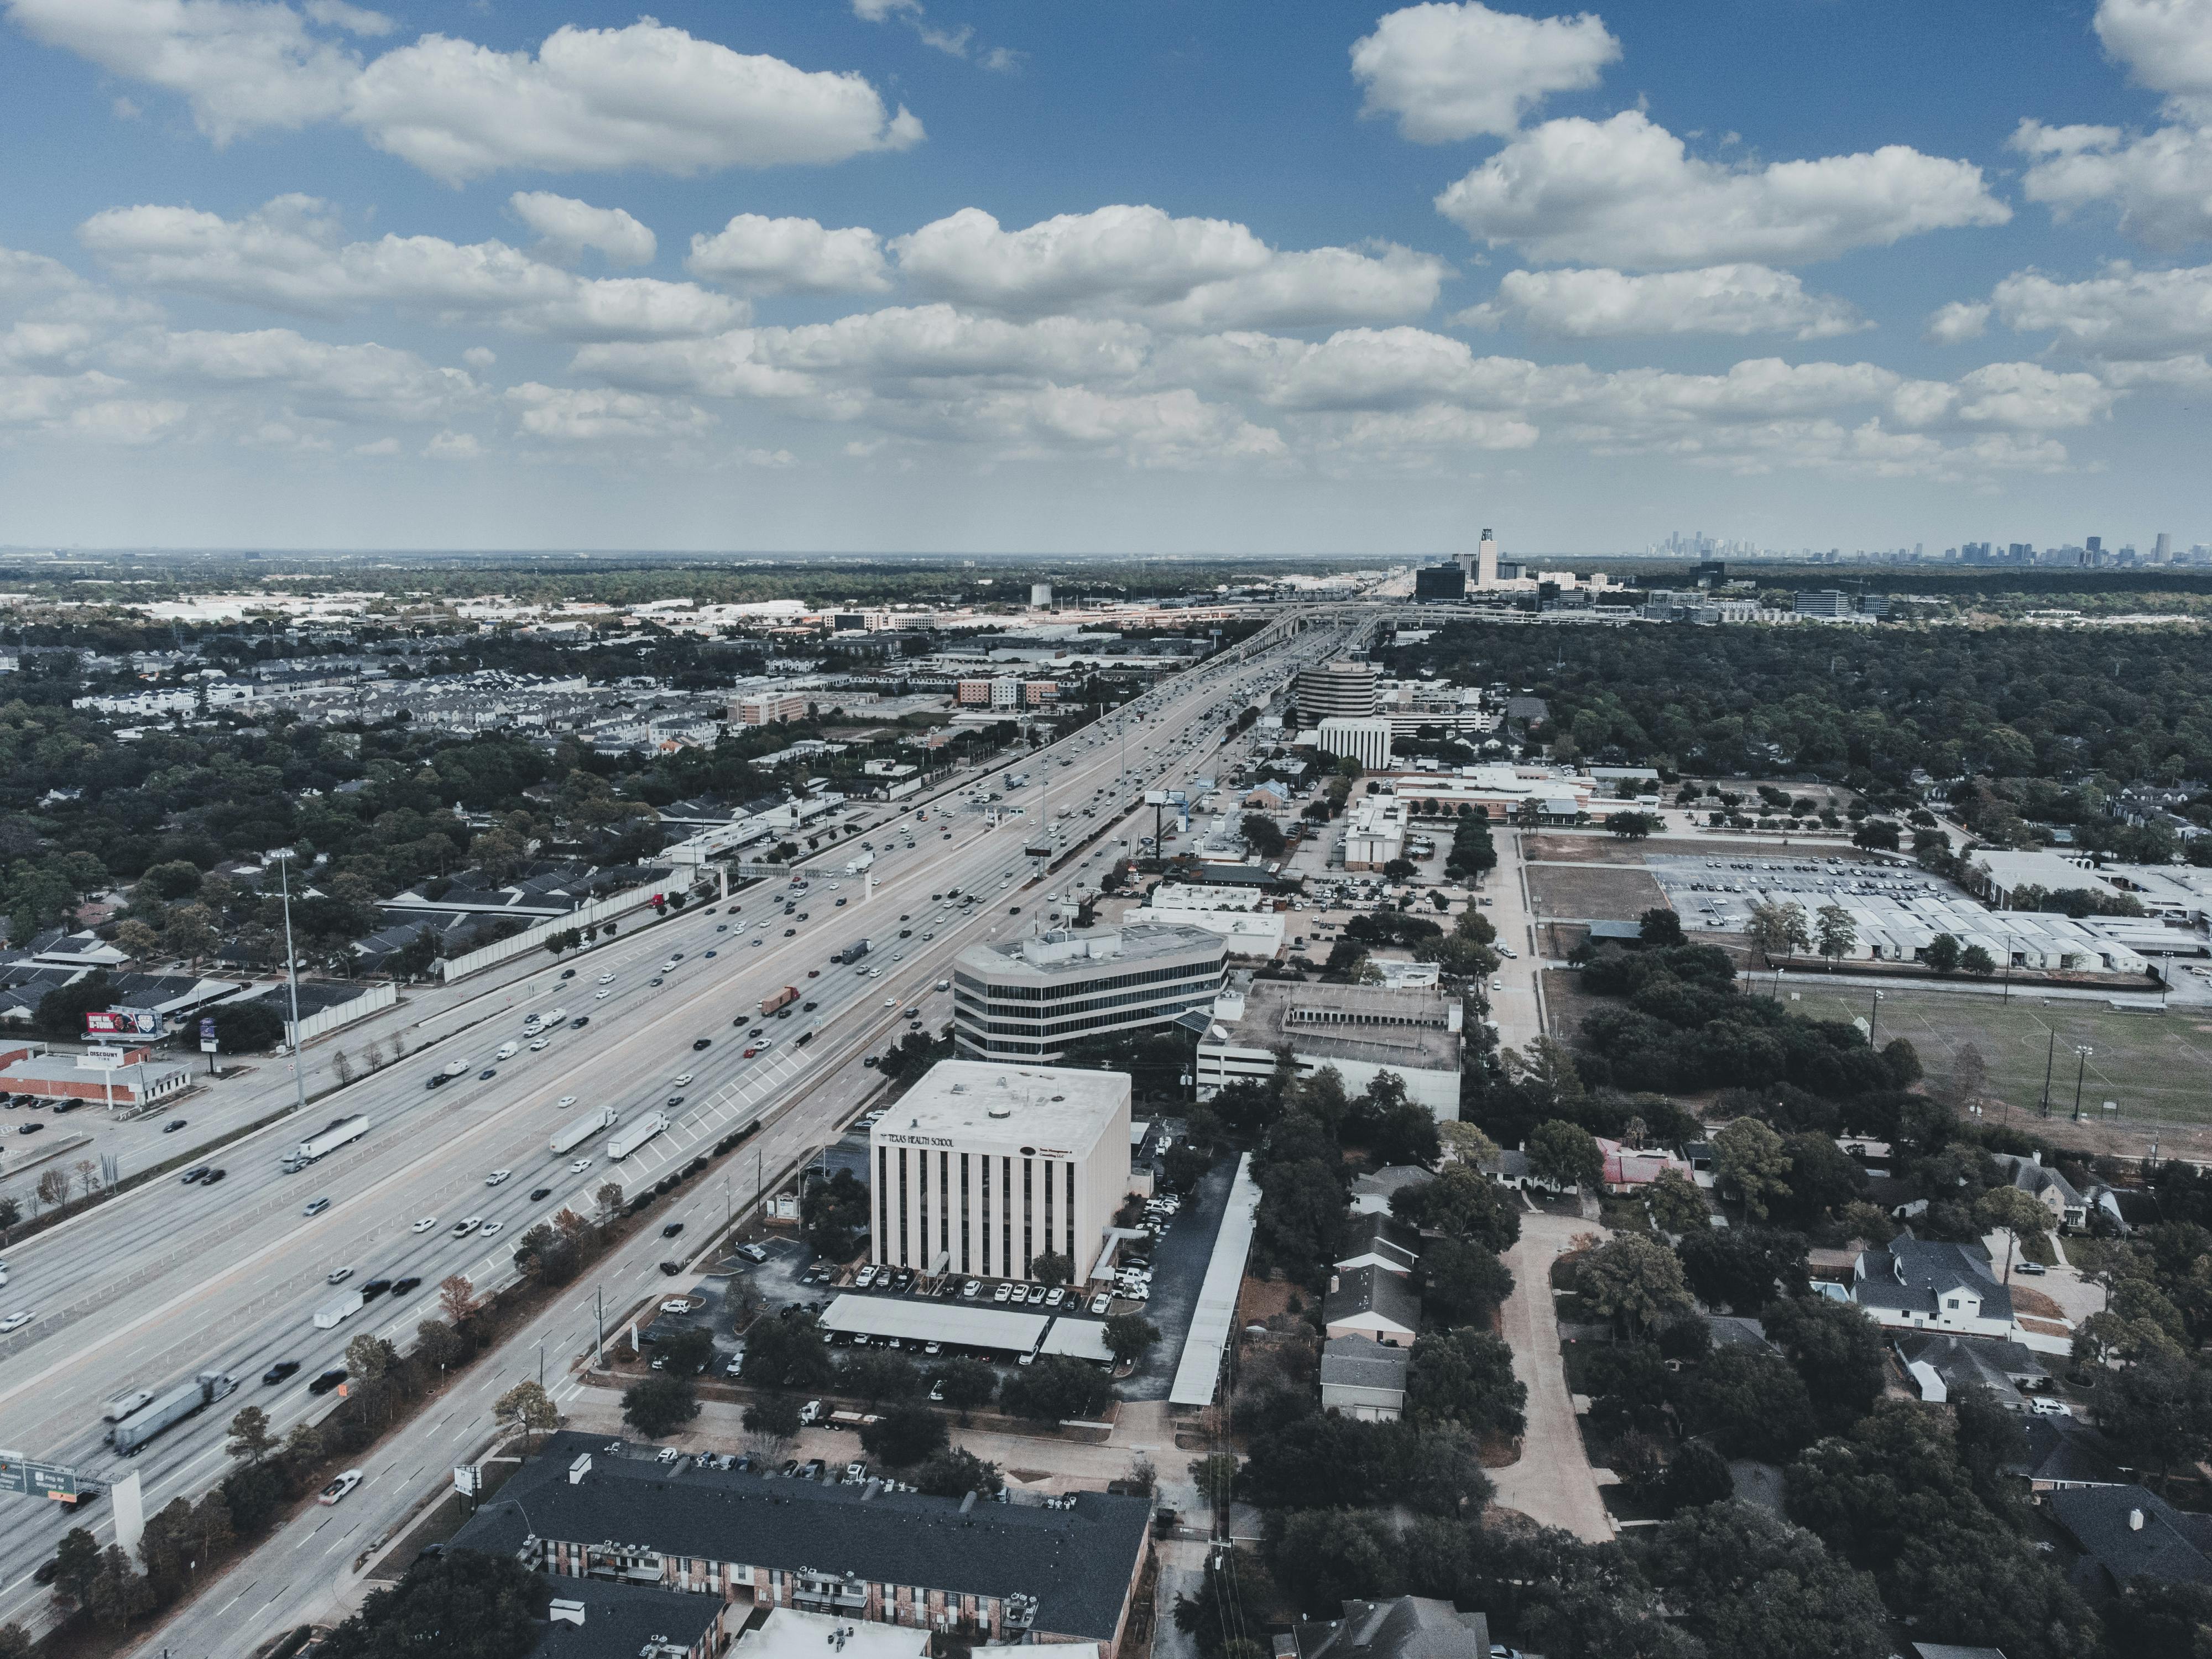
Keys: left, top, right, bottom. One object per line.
{"left": 1788, "top": 985, "right": 2212, "bottom": 1139}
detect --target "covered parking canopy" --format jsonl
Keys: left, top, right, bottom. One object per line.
{"left": 1039, "top": 1317, "right": 1114, "bottom": 1363}
{"left": 820, "top": 1293, "right": 1050, "bottom": 1355}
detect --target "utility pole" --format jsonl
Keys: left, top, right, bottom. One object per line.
{"left": 2071, "top": 1045, "right": 2094, "bottom": 1123}
{"left": 593, "top": 1287, "right": 605, "bottom": 1371}
{"left": 2038, "top": 1027, "right": 2057, "bottom": 1117}
{"left": 278, "top": 852, "right": 307, "bottom": 1119}
{"left": 1867, "top": 989, "right": 1883, "bottom": 1050}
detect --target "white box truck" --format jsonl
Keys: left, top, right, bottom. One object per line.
{"left": 109, "top": 1371, "right": 235, "bottom": 1455}
{"left": 607, "top": 1112, "right": 670, "bottom": 1161}
{"left": 843, "top": 850, "right": 875, "bottom": 876}
{"left": 281, "top": 1115, "right": 371, "bottom": 1173}
{"left": 552, "top": 1105, "right": 618, "bottom": 1155}
{"left": 314, "top": 1288, "right": 365, "bottom": 1330}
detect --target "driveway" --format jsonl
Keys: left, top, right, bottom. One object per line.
{"left": 1489, "top": 1209, "right": 1613, "bottom": 1542}
{"left": 1120, "top": 1153, "right": 1237, "bottom": 1401}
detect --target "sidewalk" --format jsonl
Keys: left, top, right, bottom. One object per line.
{"left": 1489, "top": 1209, "right": 1613, "bottom": 1542}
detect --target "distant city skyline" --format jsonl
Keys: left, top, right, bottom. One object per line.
{"left": 0, "top": 1, "right": 2209, "bottom": 552}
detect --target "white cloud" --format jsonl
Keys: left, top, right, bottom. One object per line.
{"left": 891, "top": 205, "right": 1445, "bottom": 328}
{"left": 1923, "top": 300, "right": 1991, "bottom": 343}
{"left": 7, "top": 5, "right": 923, "bottom": 181}
{"left": 1459, "top": 264, "right": 1865, "bottom": 338}
{"left": 687, "top": 214, "right": 891, "bottom": 295}
{"left": 80, "top": 197, "right": 742, "bottom": 339}
{"left": 462, "top": 346, "right": 496, "bottom": 369}
{"left": 2015, "top": 118, "right": 2212, "bottom": 250}
{"left": 1435, "top": 110, "right": 2010, "bottom": 267}
{"left": 2094, "top": 0, "right": 2212, "bottom": 111}
{"left": 423, "top": 429, "right": 481, "bottom": 458}
{"left": 1989, "top": 260, "right": 2212, "bottom": 356}
{"left": 352, "top": 434, "right": 400, "bottom": 455}
{"left": 509, "top": 192, "right": 656, "bottom": 267}
{"left": 107, "top": 326, "right": 482, "bottom": 422}
{"left": 1350, "top": 2, "right": 1620, "bottom": 143}
{"left": 507, "top": 381, "right": 714, "bottom": 442}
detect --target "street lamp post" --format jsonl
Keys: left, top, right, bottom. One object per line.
{"left": 2070, "top": 1044, "right": 2094, "bottom": 1123}
{"left": 2039, "top": 1027, "right": 2057, "bottom": 1117}
{"left": 276, "top": 852, "right": 307, "bottom": 1120}
{"left": 1868, "top": 989, "right": 1884, "bottom": 1050}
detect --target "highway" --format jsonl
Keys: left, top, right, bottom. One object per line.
{"left": 0, "top": 611, "right": 1350, "bottom": 1647}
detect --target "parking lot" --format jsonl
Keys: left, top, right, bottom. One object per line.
{"left": 1647, "top": 851, "right": 1951, "bottom": 932}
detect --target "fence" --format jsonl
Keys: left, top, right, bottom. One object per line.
{"left": 434, "top": 880, "right": 668, "bottom": 983}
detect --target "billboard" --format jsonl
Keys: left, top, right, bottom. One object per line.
{"left": 84, "top": 1009, "right": 159, "bottom": 1037}
{"left": 200, "top": 1016, "right": 218, "bottom": 1054}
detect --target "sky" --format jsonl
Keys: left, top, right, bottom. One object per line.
{"left": 0, "top": 0, "right": 2208, "bottom": 557}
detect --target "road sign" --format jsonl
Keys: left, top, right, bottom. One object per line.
{"left": 0, "top": 1452, "right": 82, "bottom": 1500}
{"left": 453, "top": 1464, "right": 481, "bottom": 1496}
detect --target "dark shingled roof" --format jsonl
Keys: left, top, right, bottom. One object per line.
{"left": 1323, "top": 1264, "right": 1421, "bottom": 1335}
{"left": 1291, "top": 1597, "right": 1489, "bottom": 1659}
{"left": 455, "top": 1433, "right": 1149, "bottom": 1642}
{"left": 528, "top": 1575, "right": 724, "bottom": 1659}
{"left": 1335, "top": 1215, "right": 1421, "bottom": 1274}
{"left": 1319, "top": 1336, "right": 1411, "bottom": 1395}
{"left": 2006, "top": 1416, "right": 2126, "bottom": 1490}
{"left": 1893, "top": 1332, "right": 2049, "bottom": 1395}
{"left": 1853, "top": 1233, "right": 2014, "bottom": 1323}
{"left": 2051, "top": 1483, "right": 2212, "bottom": 1597}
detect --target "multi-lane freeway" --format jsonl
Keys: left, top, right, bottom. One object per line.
{"left": 0, "top": 611, "right": 1352, "bottom": 1650}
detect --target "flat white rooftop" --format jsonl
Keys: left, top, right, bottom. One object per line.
{"left": 737, "top": 1608, "right": 925, "bottom": 1659}
{"left": 873, "top": 1060, "right": 1128, "bottom": 1160}
{"left": 1038, "top": 1317, "right": 1114, "bottom": 1363}
{"left": 821, "top": 1293, "right": 1050, "bottom": 1352}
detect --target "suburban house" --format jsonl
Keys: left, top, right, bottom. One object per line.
{"left": 1891, "top": 1332, "right": 2051, "bottom": 1402}
{"left": 1334, "top": 1215, "right": 1421, "bottom": 1278}
{"left": 1990, "top": 1152, "right": 2091, "bottom": 1230}
{"left": 1850, "top": 1233, "right": 2023, "bottom": 1341}
{"left": 1348, "top": 1165, "right": 1430, "bottom": 1217}
{"left": 1598, "top": 1137, "right": 1693, "bottom": 1193}
{"left": 2005, "top": 1417, "right": 2127, "bottom": 1496}
{"left": 1287, "top": 1597, "right": 1490, "bottom": 1659}
{"left": 1322, "top": 1265, "right": 1421, "bottom": 1344}
{"left": 1318, "top": 1337, "right": 1411, "bottom": 1422}
{"left": 2049, "top": 1484, "right": 2212, "bottom": 1598}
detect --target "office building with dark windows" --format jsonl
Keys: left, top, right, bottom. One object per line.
{"left": 869, "top": 1060, "right": 1131, "bottom": 1283}
{"left": 951, "top": 924, "right": 1226, "bottom": 1061}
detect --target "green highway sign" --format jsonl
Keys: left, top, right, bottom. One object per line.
{"left": 0, "top": 1452, "right": 82, "bottom": 1500}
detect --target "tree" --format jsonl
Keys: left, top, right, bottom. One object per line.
{"left": 1639, "top": 906, "right": 1684, "bottom": 947}
{"left": 1642, "top": 1501, "right": 1888, "bottom": 1659}
{"left": 225, "top": 1405, "right": 277, "bottom": 1466}
{"left": 1422, "top": 1235, "right": 1515, "bottom": 1326}
{"left": 2094, "top": 1353, "right": 2212, "bottom": 1489}
{"left": 928, "top": 1358, "right": 999, "bottom": 1422}
{"left": 316, "top": 1548, "right": 547, "bottom": 1659}
{"left": 493, "top": 1380, "right": 560, "bottom": 1449}
{"left": 1391, "top": 1164, "right": 1521, "bottom": 1253}
{"left": 1747, "top": 899, "right": 1811, "bottom": 962}
{"left": 1762, "top": 1297, "right": 1886, "bottom": 1426}
{"left": 1665, "top": 1440, "right": 1734, "bottom": 1512}
{"left": 622, "top": 1374, "right": 699, "bottom": 1439}
{"left": 415, "top": 1318, "right": 465, "bottom": 1373}
{"left": 860, "top": 1404, "right": 951, "bottom": 1468}
{"left": 742, "top": 1310, "right": 836, "bottom": 1391}
{"left": 802, "top": 1168, "right": 872, "bottom": 1260}
{"left": 48, "top": 1527, "right": 101, "bottom": 1609}
{"left": 1241, "top": 814, "right": 1286, "bottom": 858}
{"left": 1436, "top": 1120, "right": 1501, "bottom": 1168}
{"left": 88, "top": 1543, "right": 154, "bottom": 1628}
{"left": 1405, "top": 1327, "right": 1527, "bottom": 1437}
{"left": 914, "top": 1447, "right": 1004, "bottom": 1499}
{"left": 1777, "top": 1130, "right": 1864, "bottom": 1223}
{"left": 1575, "top": 1234, "right": 1693, "bottom": 1337}
{"left": 1714, "top": 1117, "right": 1793, "bottom": 1220}
{"left": 345, "top": 1332, "right": 399, "bottom": 1384}
{"left": 1975, "top": 1185, "right": 2053, "bottom": 1282}
{"left": 34, "top": 1168, "right": 69, "bottom": 1214}
{"left": 1684, "top": 1350, "right": 1819, "bottom": 1460}
{"left": 1959, "top": 943, "right": 1997, "bottom": 977}
{"left": 1678, "top": 1227, "right": 1811, "bottom": 1313}
{"left": 1924, "top": 932, "right": 1962, "bottom": 974}
{"left": 1103, "top": 1313, "right": 1162, "bottom": 1365}
{"left": 33, "top": 971, "right": 114, "bottom": 1041}
{"left": 438, "top": 1273, "right": 479, "bottom": 1326}
{"left": 838, "top": 1350, "right": 921, "bottom": 1405}
{"left": 1000, "top": 1354, "right": 1113, "bottom": 1422}
{"left": 1528, "top": 1119, "right": 1604, "bottom": 1192}
{"left": 207, "top": 996, "right": 286, "bottom": 1053}
{"left": 658, "top": 1324, "right": 717, "bottom": 1376}
{"left": 1646, "top": 1167, "right": 1709, "bottom": 1234}
{"left": 1029, "top": 1249, "right": 1074, "bottom": 1286}
{"left": 1815, "top": 902, "right": 1857, "bottom": 962}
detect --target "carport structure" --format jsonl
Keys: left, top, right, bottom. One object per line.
{"left": 820, "top": 1293, "right": 1050, "bottom": 1357}
{"left": 1037, "top": 1316, "right": 1114, "bottom": 1363}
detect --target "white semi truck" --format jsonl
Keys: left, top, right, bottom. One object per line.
{"left": 313, "top": 1288, "right": 364, "bottom": 1329}
{"left": 607, "top": 1112, "right": 670, "bottom": 1161}
{"left": 843, "top": 850, "right": 876, "bottom": 875}
{"left": 551, "top": 1105, "right": 618, "bottom": 1155}
{"left": 108, "top": 1371, "right": 236, "bottom": 1455}
{"left": 281, "top": 1115, "right": 371, "bottom": 1173}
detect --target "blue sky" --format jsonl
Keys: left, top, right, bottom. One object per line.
{"left": 1, "top": 0, "right": 2207, "bottom": 556}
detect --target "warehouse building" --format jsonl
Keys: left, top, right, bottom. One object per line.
{"left": 453, "top": 1432, "right": 1152, "bottom": 1647}
{"left": 870, "top": 1060, "right": 1133, "bottom": 1284}
{"left": 1195, "top": 980, "right": 1463, "bottom": 1119}
{"left": 952, "top": 923, "right": 1226, "bottom": 1060}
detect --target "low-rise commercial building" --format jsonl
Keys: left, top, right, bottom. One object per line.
{"left": 952, "top": 924, "right": 1226, "bottom": 1061}
{"left": 1196, "top": 981, "right": 1463, "bottom": 1120}
{"left": 870, "top": 1060, "right": 1133, "bottom": 1284}
{"left": 455, "top": 1433, "right": 1151, "bottom": 1646}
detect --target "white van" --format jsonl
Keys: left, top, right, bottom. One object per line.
{"left": 495, "top": 1041, "right": 520, "bottom": 1061}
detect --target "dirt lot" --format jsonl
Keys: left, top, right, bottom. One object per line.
{"left": 1542, "top": 967, "right": 1610, "bottom": 1044}
{"left": 1522, "top": 836, "right": 1650, "bottom": 865}
{"left": 1526, "top": 862, "right": 1667, "bottom": 922}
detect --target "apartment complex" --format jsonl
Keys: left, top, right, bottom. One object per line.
{"left": 869, "top": 1060, "right": 1131, "bottom": 1282}
{"left": 952, "top": 924, "right": 1227, "bottom": 1060}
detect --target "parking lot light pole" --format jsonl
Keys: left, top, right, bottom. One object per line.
{"left": 2072, "top": 1045, "right": 2095, "bottom": 1123}
{"left": 1867, "top": 989, "right": 1884, "bottom": 1050}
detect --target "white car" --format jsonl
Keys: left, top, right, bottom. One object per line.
{"left": 0, "top": 1310, "right": 32, "bottom": 1333}
{"left": 452, "top": 1217, "right": 483, "bottom": 1237}
{"left": 528, "top": 1037, "right": 550, "bottom": 1051}
{"left": 1090, "top": 1293, "right": 1113, "bottom": 1313}
{"left": 411, "top": 1216, "right": 437, "bottom": 1233}
{"left": 597, "top": 973, "right": 614, "bottom": 984}
{"left": 570, "top": 1157, "right": 593, "bottom": 1174}
{"left": 481, "top": 1220, "right": 505, "bottom": 1238}
{"left": 594, "top": 989, "right": 611, "bottom": 999}
{"left": 673, "top": 1073, "right": 694, "bottom": 1087}
{"left": 884, "top": 998, "right": 896, "bottom": 1008}
{"left": 319, "top": 1470, "right": 364, "bottom": 1505}
{"left": 485, "top": 1170, "right": 513, "bottom": 1186}
{"left": 557, "top": 1094, "right": 578, "bottom": 1109}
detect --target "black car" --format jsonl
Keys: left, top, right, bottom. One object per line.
{"left": 560, "top": 968, "right": 576, "bottom": 979}
{"left": 659, "top": 1260, "right": 682, "bottom": 1276}
{"left": 32, "top": 1560, "right": 58, "bottom": 1586}
{"left": 163, "top": 1118, "right": 187, "bottom": 1133}
{"left": 801, "top": 1000, "right": 818, "bottom": 1011}
{"left": 783, "top": 928, "right": 796, "bottom": 937}
{"left": 477, "top": 1068, "right": 498, "bottom": 1081}
{"left": 662, "top": 1222, "right": 685, "bottom": 1238}
{"left": 391, "top": 1276, "right": 422, "bottom": 1296}
{"left": 571, "top": 1016, "right": 590, "bottom": 1029}
{"left": 307, "top": 1368, "right": 348, "bottom": 1395}
{"left": 204, "top": 1168, "right": 226, "bottom": 1184}
{"left": 530, "top": 1186, "right": 553, "bottom": 1201}
{"left": 780, "top": 1458, "right": 800, "bottom": 1477}
{"left": 899, "top": 928, "right": 912, "bottom": 938}
{"left": 359, "top": 1279, "right": 392, "bottom": 1299}
{"left": 733, "top": 1015, "right": 747, "bottom": 1027}
{"left": 426, "top": 1073, "right": 451, "bottom": 1089}
{"left": 649, "top": 977, "right": 664, "bottom": 987}
{"left": 181, "top": 1166, "right": 210, "bottom": 1183}
{"left": 1010, "top": 905, "right": 1021, "bottom": 914}
{"left": 262, "top": 1360, "right": 301, "bottom": 1386}
{"left": 666, "top": 1094, "right": 686, "bottom": 1109}
{"left": 17, "top": 1123, "right": 42, "bottom": 1135}
{"left": 692, "top": 1038, "right": 712, "bottom": 1051}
